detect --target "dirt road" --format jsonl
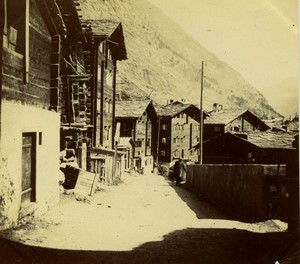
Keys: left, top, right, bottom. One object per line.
{"left": 0, "top": 172, "right": 294, "bottom": 263}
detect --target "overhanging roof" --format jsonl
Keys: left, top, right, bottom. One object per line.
{"left": 204, "top": 109, "right": 270, "bottom": 130}
{"left": 81, "top": 19, "right": 127, "bottom": 60}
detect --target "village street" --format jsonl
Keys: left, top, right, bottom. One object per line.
{"left": 0, "top": 172, "right": 292, "bottom": 264}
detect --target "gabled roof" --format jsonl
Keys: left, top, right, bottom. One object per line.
{"left": 157, "top": 103, "right": 207, "bottom": 120}
{"left": 246, "top": 131, "right": 297, "bottom": 149}
{"left": 81, "top": 19, "right": 120, "bottom": 37}
{"left": 81, "top": 19, "right": 127, "bottom": 60}
{"left": 192, "top": 131, "right": 297, "bottom": 151}
{"left": 204, "top": 109, "right": 270, "bottom": 130}
{"left": 115, "top": 100, "right": 155, "bottom": 119}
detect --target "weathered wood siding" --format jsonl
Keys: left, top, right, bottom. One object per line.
{"left": 158, "top": 117, "right": 172, "bottom": 162}
{"left": 102, "top": 61, "right": 115, "bottom": 149}
{"left": 171, "top": 112, "right": 200, "bottom": 160}
{"left": 2, "top": 0, "right": 51, "bottom": 108}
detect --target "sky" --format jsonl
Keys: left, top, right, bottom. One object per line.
{"left": 148, "top": 0, "right": 298, "bottom": 92}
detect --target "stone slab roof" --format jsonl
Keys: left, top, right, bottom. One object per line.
{"left": 80, "top": 18, "right": 127, "bottom": 60}
{"left": 156, "top": 103, "right": 206, "bottom": 119}
{"left": 156, "top": 103, "right": 192, "bottom": 117}
{"left": 81, "top": 19, "right": 121, "bottom": 37}
{"left": 204, "top": 109, "right": 247, "bottom": 124}
{"left": 246, "top": 131, "right": 297, "bottom": 149}
{"left": 204, "top": 108, "right": 270, "bottom": 130}
{"left": 115, "top": 100, "right": 151, "bottom": 118}
{"left": 195, "top": 131, "right": 297, "bottom": 150}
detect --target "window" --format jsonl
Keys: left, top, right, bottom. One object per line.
{"left": 108, "top": 99, "right": 112, "bottom": 113}
{"left": 6, "top": 0, "right": 28, "bottom": 83}
{"left": 107, "top": 48, "right": 112, "bottom": 61}
{"left": 161, "top": 124, "right": 167, "bottom": 130}
{"left": 214, "top": 125, "right": 221, "bottom": 132}
{"left": 99, "top": 41, "right": 104, "bottom": 53}
{"left": 181, "top": 124, "right": 184, "bottom": 130}
{"left": 233, "top": 126, "right": 240, "bottom": 132}
{"left": 105, "top": 98, "right": 109, "bottom": 113}
{"left": 105, "top": 126, "right": 111, "bottom": 141}
{"left": 97, "top": 98, "right": 101, "bottom": 113}
{"left": 105, "top": 98, "right": 112, "bottom": 114}
{"left": 135, "top": 140, "right": 142, "bottom": 147}
{"left": 7, "top": 0, "right": 26, "bottom": 55}
{"left": 193, "top": 137, "right": 199, "bottom": 143}
{"left": 160, "top": 150, "right": 166, "bottom": 156}
{"left": 173, "top": 150, "right": 180, "bottom": 157}
{"left": 162, "top": 137, "right": 167, "bottom": 144}
{"left": 106, "top": 70, "right": 113, "bottom": 86}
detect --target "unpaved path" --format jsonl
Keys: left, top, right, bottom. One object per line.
{"left": 0, "top": 172, "right": 293, "bottom": 263}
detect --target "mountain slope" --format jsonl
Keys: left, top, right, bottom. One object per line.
{"left": 262, "top": 77, "right": 298, "bottom": 118}
{"left": 79, "top": 0, "right": 281, "bottom": 119}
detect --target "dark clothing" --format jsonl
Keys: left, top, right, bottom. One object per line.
{"left": 179, "top": 160, "right": 186, "bottom": 180}
{"left": 173, "top": 160, "right": 181, "bottom": 186}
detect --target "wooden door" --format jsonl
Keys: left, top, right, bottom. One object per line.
{"left": 21, "top": 133, "right": 36, "bottom": 210}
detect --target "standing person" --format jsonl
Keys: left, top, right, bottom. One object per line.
{"left": 174, "top": 158, "right": 181, "bottom": 186}
{"left": 179, "top": 159, "right": 186, "bottom": 183}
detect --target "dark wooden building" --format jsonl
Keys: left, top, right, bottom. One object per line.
{"left": 50, "top": 2, "right": 127, "bottom": 179}
{"left": 78, "top": 18, "right": 127, "bottom": 180}
{"left": 156, "top": 102, "right": 207, "bottom": 164}
{"left": 201, "top": 131, "right": 297, "bottom": 164}
{"left": 204, "top": 108, "right": 270, "bottom": 141}
{"left": 80, "top": 19, "right": 127, "bottom": 150}
{"left": 115, "top": 100, "right": 157, "bottom": 173}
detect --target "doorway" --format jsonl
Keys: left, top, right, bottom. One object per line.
{"left": 21, "top": 133, "right": 36, "bottom": 213}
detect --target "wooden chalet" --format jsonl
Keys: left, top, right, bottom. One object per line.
{"left": 156, "top": 102, "right": 207, "bottom": 164}
{"left": 0, "top": 0, "right": 67, "bottom": 228}
{"left": 200, "top": 131, "right": 297, "bottom": 164}
{"left": 115, "top": 100, "right": 157, "bottom": 173}
{"left": 78, "top": 17, "right": 127, "bottom": 181}
{"left": 49, "top": 1, "right": 128, "bottom": 182}
{"left": 204, "top": 107, "right": 270, "bottom": 141}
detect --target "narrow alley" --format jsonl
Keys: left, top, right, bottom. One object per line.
{"left": 0, "top": 172, "right": 291, "bottom": 264}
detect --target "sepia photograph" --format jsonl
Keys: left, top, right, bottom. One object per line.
{"left": 0, "top": 0, "right": 299, "bottom": 263}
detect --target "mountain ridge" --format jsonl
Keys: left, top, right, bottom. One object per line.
{"left": 79, "top": 0, "right": 282, "bottom": 119}
{"left": 261, "top": 77, "right": 298, "bottom": 118}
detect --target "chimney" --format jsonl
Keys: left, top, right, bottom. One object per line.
{"left": 213, "top": 103, "right": 218, "bottom": 112}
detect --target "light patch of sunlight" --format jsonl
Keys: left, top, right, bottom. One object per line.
{"left": 190, "top": 219, "right": 288, "bottom": 234}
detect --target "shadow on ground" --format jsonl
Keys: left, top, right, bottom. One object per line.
{"left": 1, "top": 175, "right": 298, "bottom": 264}
{"left": 0, "top": 227, "right": 296, "bottom": 264}
{"left": 164, "top": 176, "right": 235, "bottom": 220}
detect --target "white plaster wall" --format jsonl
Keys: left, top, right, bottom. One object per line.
{"left": 0, "top": 100, "right": 60, "bottom": 228}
